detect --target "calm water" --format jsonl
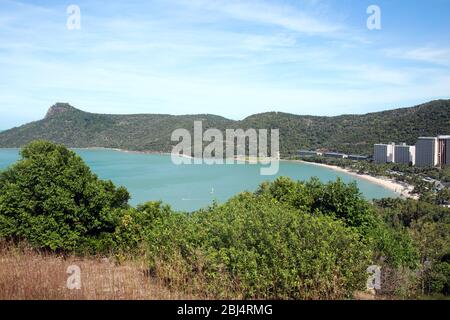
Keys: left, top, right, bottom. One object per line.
{"left": 0, "top": 148, "right": 397, "bottom": 211}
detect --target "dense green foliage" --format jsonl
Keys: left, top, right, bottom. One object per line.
{"left": 111, "top": 201, "right": 171, "bottom": 253}
{"left": 374, "top": 198, "right": 450, "bottom": 296}
{"left": 255, "top": 177, "right": 418, "bottom": 268}
{"left": 146, "top": 192, "right": 372, "bottom": 299}
{"left": 1, "top": 99, "right": 450, "bottom": 155}
{"left": 0, "top": 140, "right": 130, "bottom": 252}
{"left": 139, "top": 177, "right": 417, "bottom": 299}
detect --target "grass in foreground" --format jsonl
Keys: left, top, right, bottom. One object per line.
{"left": 0, "top": 244, "right": 193, "bottom": 300}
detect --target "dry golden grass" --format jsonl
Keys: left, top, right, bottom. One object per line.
{"left": 0, "top": 244, "right": 194, "bottom": 300}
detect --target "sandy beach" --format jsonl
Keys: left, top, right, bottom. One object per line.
{"left": 77, "top": 146, "right": 171, "bottom": 155}
{"left": 290, "top": 160, "right": 417, "bottom": 199}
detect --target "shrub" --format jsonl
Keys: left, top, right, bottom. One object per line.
{"left": 147, "top": 192, "right": 372, "bottom": 299}
{"left": 428, "top": 261, "right": 450, "bottom": 295}
{"left": 258, "top": 177, "right": 418, "bottom": 269}
{"left": 258, "top": 177, "right": 377, "bottom": 231}
{"left": 0, "top": 140, "right": 130, "bottom": 252}
{"left": 112, "top": 201, "right": 172, "bottom": 253}
{"left": 368, "top": 223, "right": 418, "bottom": 268}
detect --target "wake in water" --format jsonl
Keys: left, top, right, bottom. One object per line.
{"left": 183, "top": 187, "right": 215, "bottom": 201}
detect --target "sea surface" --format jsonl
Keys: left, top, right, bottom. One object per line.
{"left": 0, "top": 148, "right": 398, "bottom": 211}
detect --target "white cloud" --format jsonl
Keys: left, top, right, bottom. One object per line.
{"left": 174, "top": 0, "right": 342, "bottom": 34}
{"left": 241, "top": 33, "right": 297, "bottom": 51}
{"left": 384, "top": 47, "right": 450, "bottom": 66}
{"left": 338, "top": 64, "right": 413, "bottom": 86}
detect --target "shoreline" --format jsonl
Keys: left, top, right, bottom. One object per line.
{"left": 289, "top": 159, "right": 417, "bottom": 199}
{"left": 1, "top": 147, "right": 416, "bottom": 198}
{"left": 74, "top": 146, "right": 172, "bottom": 156}
{"left": 77, "top": 148, "right": 417, "bottom": 199}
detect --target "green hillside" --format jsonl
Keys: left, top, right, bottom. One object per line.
{"left": 1, "top": 100, "right": 450, "bottom": 156}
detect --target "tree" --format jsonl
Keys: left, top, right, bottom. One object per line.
{"left": 0, "top": 140, "right": 130, "bottom": 252}
{"left": 436, "top": 188, "right": 450, "bottom": 205}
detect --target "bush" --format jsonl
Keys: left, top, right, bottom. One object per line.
{"left": 257, "top": 177, "right": 377, "bottom": 231}
{"left": 0, "top": 140, "right": 130, "bottom": 252}
{"left": 369, "top": 223, "right": 418, "bottom": 268}
{"left": 258, "top": 177, "right": 418, "bottom": 269}
{"left": 375, "top": 197, "right": 450, "bottom": 296}
{"left": 112, "top": 201, "right": 172, "bottom": 253}
{"left": 428, "top": 261, "right": 450, "bottom": 295}
{"left": 147, "top": 192, "right": 372, "bottom": 299}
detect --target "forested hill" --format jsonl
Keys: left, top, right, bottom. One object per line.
{"left": 1, "top": 99, "right": 450, "bottom": 156}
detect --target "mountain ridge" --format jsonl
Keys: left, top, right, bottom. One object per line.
{"left": 1, "top": 100, "right": 450, "bottom": 156}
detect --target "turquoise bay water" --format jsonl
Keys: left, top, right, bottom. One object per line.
{"left": 0, "top": 148, "right": 397, "bottom": 211}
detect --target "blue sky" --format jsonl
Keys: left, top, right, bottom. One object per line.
{"left": 0, "top": 0, "right": 449, "bottom": 129}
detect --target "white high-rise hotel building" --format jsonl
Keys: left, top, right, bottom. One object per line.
{"left": 373, "top": 135, "right": 450, "bottom": 167}
{"left": 415, "top": 137, "right": 438, "bottom": 167}
{"left": 373, "top": 143, "right": 395, "bottom": 164}
{"left": 395, "top": 143, "right": 416, "bottom": 165}
{"left": 374, "top": 142, "right": 415, "bottom": 165}
{"left": 414, "top": 136, "right": 450, "bottom": 167}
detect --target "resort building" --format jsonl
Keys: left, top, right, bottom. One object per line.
{"left": 438, "top": 135, "right": 450, "bottom": 166}
{"left": 348, "top": 155, "right": 369, "bottom": 161}
{"left": 394, "top": 143, "right": 415, "bottom": 165}
{"left": 299, "top": 150, "right": 369, "bottom": 161}
{"left": 373, "top": 143, "right": 395, "bottom": 163}
{"left": 415, "top": 137, "right": 438, "bottom": 167}
{"left": 299, "top": 150, "right": 322, "bottom": 157}
{"left": 323, "top": 152, "right": 348, "bottom": 159}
